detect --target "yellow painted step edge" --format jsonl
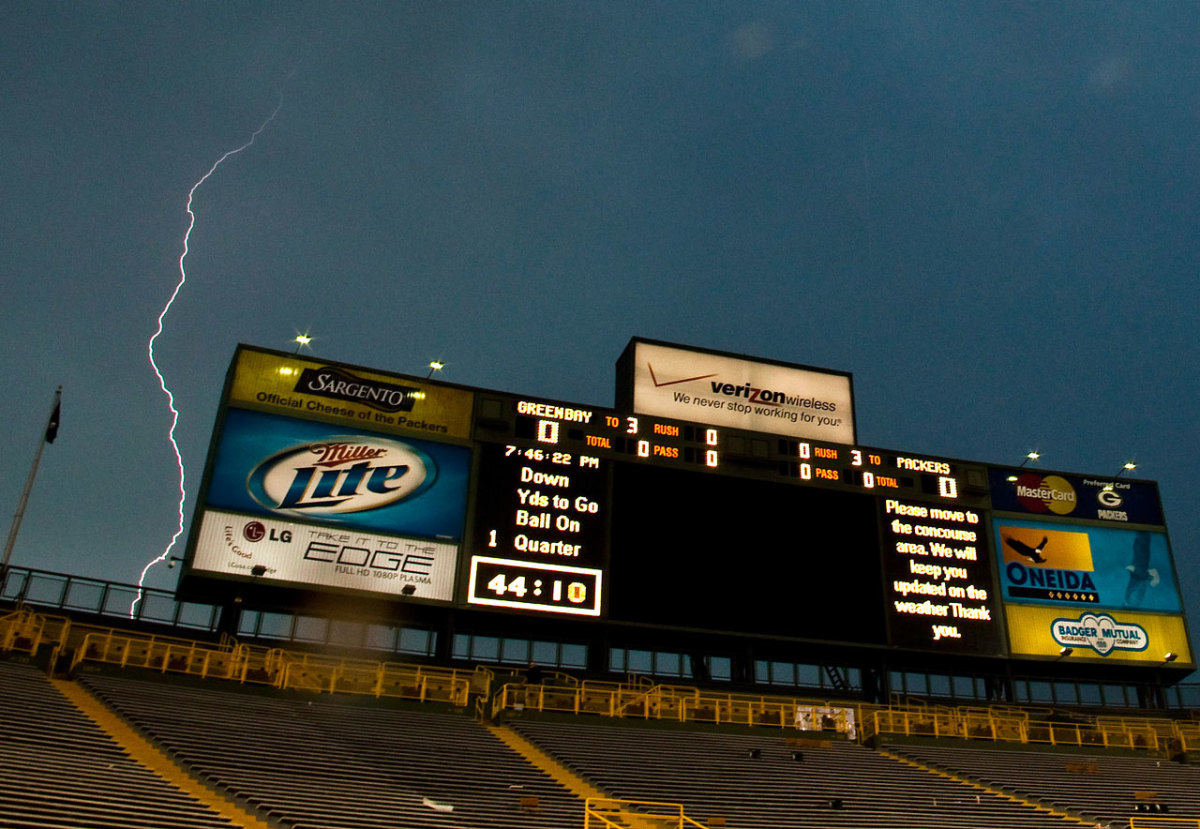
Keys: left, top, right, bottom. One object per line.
{"left": 52, "top": 678, "right": 274, "bottom": 829}
{"left": 881, "top": 749, "right": 1098, "bottom": 826}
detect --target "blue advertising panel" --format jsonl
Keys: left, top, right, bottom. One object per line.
{"left": 989, "top": 469, "right": 1164, "bottom": 525}
{"left": 205, "top": 408, "right": 470, "bottom": 540}
{"left": 994, "top": 518, "right": 1181, "bottom": 614}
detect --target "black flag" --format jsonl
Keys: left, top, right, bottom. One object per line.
{"left": 45, "top": 390, "right": 61, "bottom": 444}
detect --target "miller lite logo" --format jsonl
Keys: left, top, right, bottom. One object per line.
{"left": 247, "top": 437, "right": 434, "bottom": 515}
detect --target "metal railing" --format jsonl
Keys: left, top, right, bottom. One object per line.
{"left": 864, "top": 704, "right": 1200, "bottom": 754}
{"left": 492, "top": 680, "right": 865, "bottom": 738}
{"left": 584, "top": 798, "right": 712, "bottom": 829}
{"left": 0, "top": 606, "right": 484, "bottom": 707}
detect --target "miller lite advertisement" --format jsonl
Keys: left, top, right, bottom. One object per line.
{"left": 184, "top": 352, "right": 472, "bottom": 602}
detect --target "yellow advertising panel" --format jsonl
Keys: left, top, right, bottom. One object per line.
{"left": 227, "top": 347, "right": 474, "bottom": 440}
{"left": 1006, "top": 604, "right": 1191, "bottom": 665}
{"left": 999, "top": 525, "right": 1094, "bottom": 571}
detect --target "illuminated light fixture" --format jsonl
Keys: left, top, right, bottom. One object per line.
{"left": 293, "top": 332, "right": 314, "bottom": 353}
{"left": 1164, "top": 652, "right": 1178, "bottom": 663}
{"left": 1103, "top": 460, "right": 1138, "bottom": 491}
{"left": 410, "top": 391, "right": 426, "bottom": 400}
{"left": 277, "top": 366, "right": 296, "bottom": 376}
{"left": 1058, "top": 646, "right": 1073, "bottom": 658}
{"left": 426, "top": 360, "right": 445, "bottom": 379}
{"left": 1006, "top": 450, "right": 1042, "bottom": 482}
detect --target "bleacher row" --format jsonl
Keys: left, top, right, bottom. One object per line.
{"left": 5, "top": 603, "right": 1200, "bottom": 829}
{"left": 8, "top": 657, "right": 1200, "bottom": 828}
{"left": 5, "top": 606, "right": 1198, "bottom": 755}
{"left": 0, "top": 661, "right": 236, "bottom": 829}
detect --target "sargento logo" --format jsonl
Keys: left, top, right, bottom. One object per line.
{"left": 247, "top": 437, "right": 435, "bottom": 515}
{"left": 294, "top": 366, "right": 419, "bottom": 413}
{"left": 1051, "top": 612, "right": 1147, "bottom": 656}
{"left": 1012, "top": 473, "right": 1077, "bottom": 515}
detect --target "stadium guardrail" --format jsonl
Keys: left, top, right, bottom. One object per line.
{"left": 492, "top": 680, "right": 866, "bottom": 738}
{"left": 864, "top": 704, "right": 1198, "bottom": 754}
{"left": 584, "top": 797, "right": 712, "bottom": 829}
{"left": 55, "top": 613, "right": 481, "bottom": 706}
{"left": 0, "top": 606, "right": 71, "bottom": 660}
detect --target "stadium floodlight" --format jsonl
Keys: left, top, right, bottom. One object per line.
{"left": 1006, "top": 450, "right": 1042, "bottom": 482}
{"left": 293, "top": 332, "right": 314, "bottom": 353}
{"left": 426, "top": 360, "right": 445, "bottom": 379}
{"left": 1103, "top": 460, "right": 1138, "bottom": 491}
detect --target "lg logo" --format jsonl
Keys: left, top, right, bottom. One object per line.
{"left": 243, "top": 521, "right": 292, "bottom": 543}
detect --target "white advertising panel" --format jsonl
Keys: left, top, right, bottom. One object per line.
{"left": 628, "top": 341, "right": 855, "bottom": 442}
{"left": 191, "top": 509, "right": 458, "bottom": 601}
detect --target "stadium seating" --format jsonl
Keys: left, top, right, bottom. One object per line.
{"left": 78, "top": 671, "right": 584, "bottom": 829}
{"left": 0, "top": 659, "right": 237, "bottom": 829}
{"left": 5, "top": 604, "right": 1200, "bottom": 829}
{"left": 509, "top": 717, "right": 1086, "bottom": 828}
{"left": 889, "top": 741, "right": 1200, "bottom": 826}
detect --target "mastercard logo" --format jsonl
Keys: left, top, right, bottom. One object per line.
{"left": 1013, "top": 473, "right": 1077, "bottom": 515}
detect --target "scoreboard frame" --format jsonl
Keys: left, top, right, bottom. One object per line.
{"left": 175, "top": 344, "right": 1194, "bottom": 684}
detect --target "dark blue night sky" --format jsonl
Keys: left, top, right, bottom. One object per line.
{"left": 2, "top": 3, "right": 1196, "bottom": 651}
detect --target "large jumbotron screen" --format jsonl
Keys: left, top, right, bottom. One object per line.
{"left": 178, "top": 342, "right": 1192, "bottom": 671}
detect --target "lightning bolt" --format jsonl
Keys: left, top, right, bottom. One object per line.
{"left": 130, "top": 93, "right": 285, "bottom": 618}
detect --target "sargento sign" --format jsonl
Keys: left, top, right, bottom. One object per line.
{"left": 616, "top": 339, "right": 856, "bottom": 444}
{"left": 227, "top": 347, "right": 475, "bottom": 439}
{"left": 294, "top": 366, "right": 419, "bottom": 413}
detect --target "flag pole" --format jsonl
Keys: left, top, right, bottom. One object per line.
{"left": 1, "top": 386, "right": 61, "bottom": 582}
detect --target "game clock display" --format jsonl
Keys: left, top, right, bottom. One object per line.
{"left": 465, "top": 440, "right": 607, "bottom": 616}
{"left": 467, "top": 556, "right": 602, "bottom": 616}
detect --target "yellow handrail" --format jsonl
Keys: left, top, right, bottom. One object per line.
{"left": 585, "top": 797, "right": 711, "bottom": 829}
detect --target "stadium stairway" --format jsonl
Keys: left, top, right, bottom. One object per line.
{"left": 887, "top": 741, "right": 1200, "bottom": 827}
{"left": 51, "top": 676, "right": 275, "bottom": 829}
{"left": 0, "top": 659, "right": 253, "bottom": 829}
{"left": 508, "top": 716, "right": 1100, "bottom": 829}
{"left": 75, "top": 671, "right": 587, "bottom": 829}
{"left": 488, "top": 723, "right": 609, "bottom": 801}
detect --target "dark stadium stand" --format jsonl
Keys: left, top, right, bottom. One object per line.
{"left": 888, "top": 742, "right": 1200, "bottom": 826}
{"left": 508, "top": 717, "right": 1093, "bottom": 828}
{"left": 0, "top": 660, "right": 238, "bottom": 829}
{"left": 77, "top": 671, "right": 585, "bottom": 829}
{"left": 6, "top": 601, "right": 1200, "bottom": 829}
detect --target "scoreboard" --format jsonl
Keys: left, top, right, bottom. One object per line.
{"left": 469, "top": 392, "right": 1003, "bottom": 657}
{"left": 178, "top": 343, "right": 1192, "bottom": 672}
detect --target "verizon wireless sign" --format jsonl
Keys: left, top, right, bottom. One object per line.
{"left": 622, "top": 340, "right": 855, "bottom": 443}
